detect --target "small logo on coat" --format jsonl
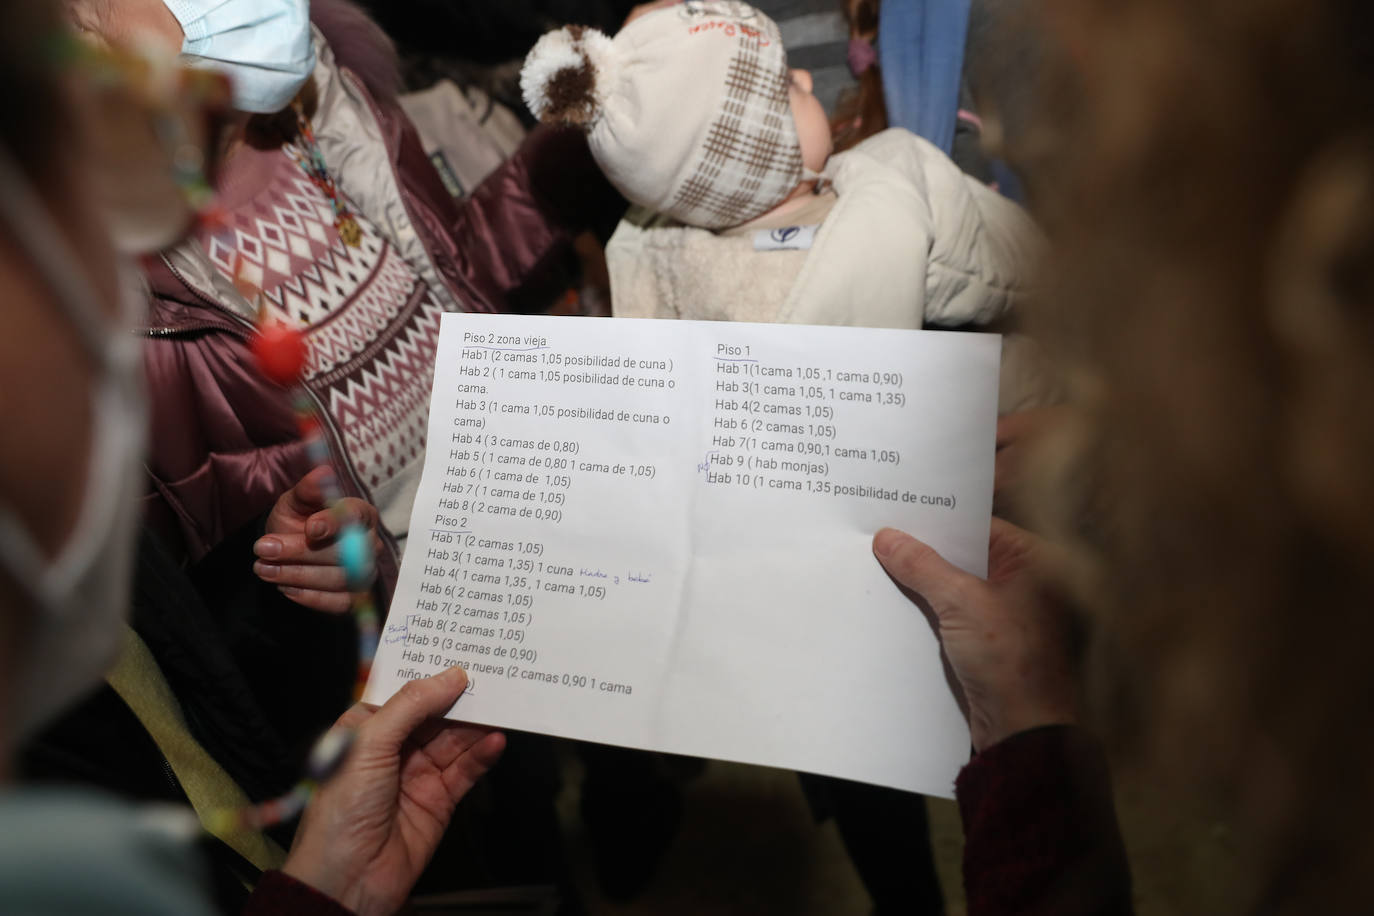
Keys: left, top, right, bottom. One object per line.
{"left": 753, "top": 224, "right": 819, "bottom": 252}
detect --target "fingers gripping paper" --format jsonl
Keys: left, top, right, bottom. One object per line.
{"left": 363, "top": 314, "right": 999, "bottom": 798}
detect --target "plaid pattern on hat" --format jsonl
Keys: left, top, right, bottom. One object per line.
{"left": 522, "top": 2, "right": 805, "bottom": 230}
{"left": 671, "top": 30, "right": 803, "bottom": 228}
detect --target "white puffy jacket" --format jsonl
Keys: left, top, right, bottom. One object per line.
{"left": 606, "top": 128, "right": 1052, "bottom": 410}
{"left": 607, "top": 127, "right": 1042, "bottom": 328}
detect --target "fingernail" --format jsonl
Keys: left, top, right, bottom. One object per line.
{"left": 873, "top": 528, "right": 906, "bottom": 559}
{"left": 255, "top": 561, "right": 280, "bottom": 579}
{"left": 253, "top": 537, "right": 282, "bottom": 559}
{"left": 279, "top": 586, "right": 302, "bottom": 597}
{"left": 308, "top": 519, "right": 328, "bottom": 539}
{"left": 445, "top": 666, "right": 469, "bottom": 685}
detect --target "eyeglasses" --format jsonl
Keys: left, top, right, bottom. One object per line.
{"left": 49, "top": 30, "right": 233, "bottom": 253}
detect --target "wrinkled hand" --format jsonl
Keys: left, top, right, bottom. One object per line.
{"left": 873, "top": 519, "right": 1078, "bottom": 752}
{"left": 254, "top": 466, "right": 383, "bottom": 612}
{"left": 282, "top": 668, "right": 506, "bottom": 916}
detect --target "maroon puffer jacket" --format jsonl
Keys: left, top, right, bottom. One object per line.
{"left": 140, "top": 16, "right": 624, "bottom": 594}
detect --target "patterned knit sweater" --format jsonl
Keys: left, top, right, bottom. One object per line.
{"left": 203, "top": 142, "right": 450, "bottom": 549}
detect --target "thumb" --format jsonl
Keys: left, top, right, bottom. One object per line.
{"left": 359, "top": 667, "right": 469, "bottom": 754}
{"left": 872, "top": 528, "right": 979, "bottom": 618}
{"left": 281, "top": 466, "right": 332, "bottom": 518}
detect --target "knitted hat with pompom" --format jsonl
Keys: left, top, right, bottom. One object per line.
{"left": 521, "top": 2, "right": 802, "bottom": 230}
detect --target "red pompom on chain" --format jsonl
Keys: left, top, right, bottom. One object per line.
{"left": 251, "top": 323, "right": 308, "bottom": 387}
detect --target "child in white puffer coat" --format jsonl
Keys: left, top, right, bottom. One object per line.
{"left": 521, "top": 0, "right": 1053, "bottom": 413}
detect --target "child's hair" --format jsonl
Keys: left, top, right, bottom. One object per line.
{"left": 830, "top": 0, "right": 886, "bottom": 153}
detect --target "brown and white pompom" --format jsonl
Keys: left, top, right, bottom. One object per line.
{"left": 520, "top": 26, "right": 620, "bottom": 128}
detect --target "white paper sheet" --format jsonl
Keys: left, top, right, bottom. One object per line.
{"left": 363, "top": 314, "right": 1000, "bottom": 798}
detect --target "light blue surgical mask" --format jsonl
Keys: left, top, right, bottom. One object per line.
{"left": 163, "top": 0, "right": 316, "bottom": 113}
{"left": 0, "top": 145, "right": 147, "bottom": 745}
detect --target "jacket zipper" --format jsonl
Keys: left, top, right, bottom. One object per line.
{"left": 340, "top": 67, "right": 490, "bottom": 314}
{"left": 143, "top": 258, "right": 255, "bottom": 339}
{"left": 142, "top": 320, "right": 240, "bottom": 338}
{"left": 150, "top": 256, "right": 398, "bottom": 566}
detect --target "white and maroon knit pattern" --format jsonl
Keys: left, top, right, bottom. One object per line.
{"left": 202, "top": 147, "right": 452, "bottom": 524}
{"left": 315, "top": 277, "right": 444, "bottom": 494}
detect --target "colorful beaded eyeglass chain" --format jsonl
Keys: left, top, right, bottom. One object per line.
{"left": 48, "top": 32, "right": 227, "bottom": 219}
{"left": 204, "top": 301, "right": 383, "bottom": 833}
{"left": 54, "top": 32, "right": 379, "bottom": 833}
{"left": 208, "top": 185, "right": 380, "bottom": 835}
{"left": 247, "top": 313, "right": 383, "bottom": 706}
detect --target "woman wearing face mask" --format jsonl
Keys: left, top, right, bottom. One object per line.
{"left": 0, "top": 4, "right": 506, "bottom": 916}
{"left": 24, "top": 2, "right": 608, "bottom": 907}
{"left": 63, "top": 0, "right": 626, "bottom": 581}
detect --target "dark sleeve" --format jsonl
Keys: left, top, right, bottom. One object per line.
{"left": 242, "top": 871, "right": 354, "bottom": 916}
{"left": 380, "top": 72, "right": 627, "bottom": 315}
{"left": 443, "top": 125, "right": 627, "bottom": 311}
{"left": 188, "top": 518, "right": 359, "bottom": 775}
{"left": 956, "top": 725, "right": 1133, "bottom": 916}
